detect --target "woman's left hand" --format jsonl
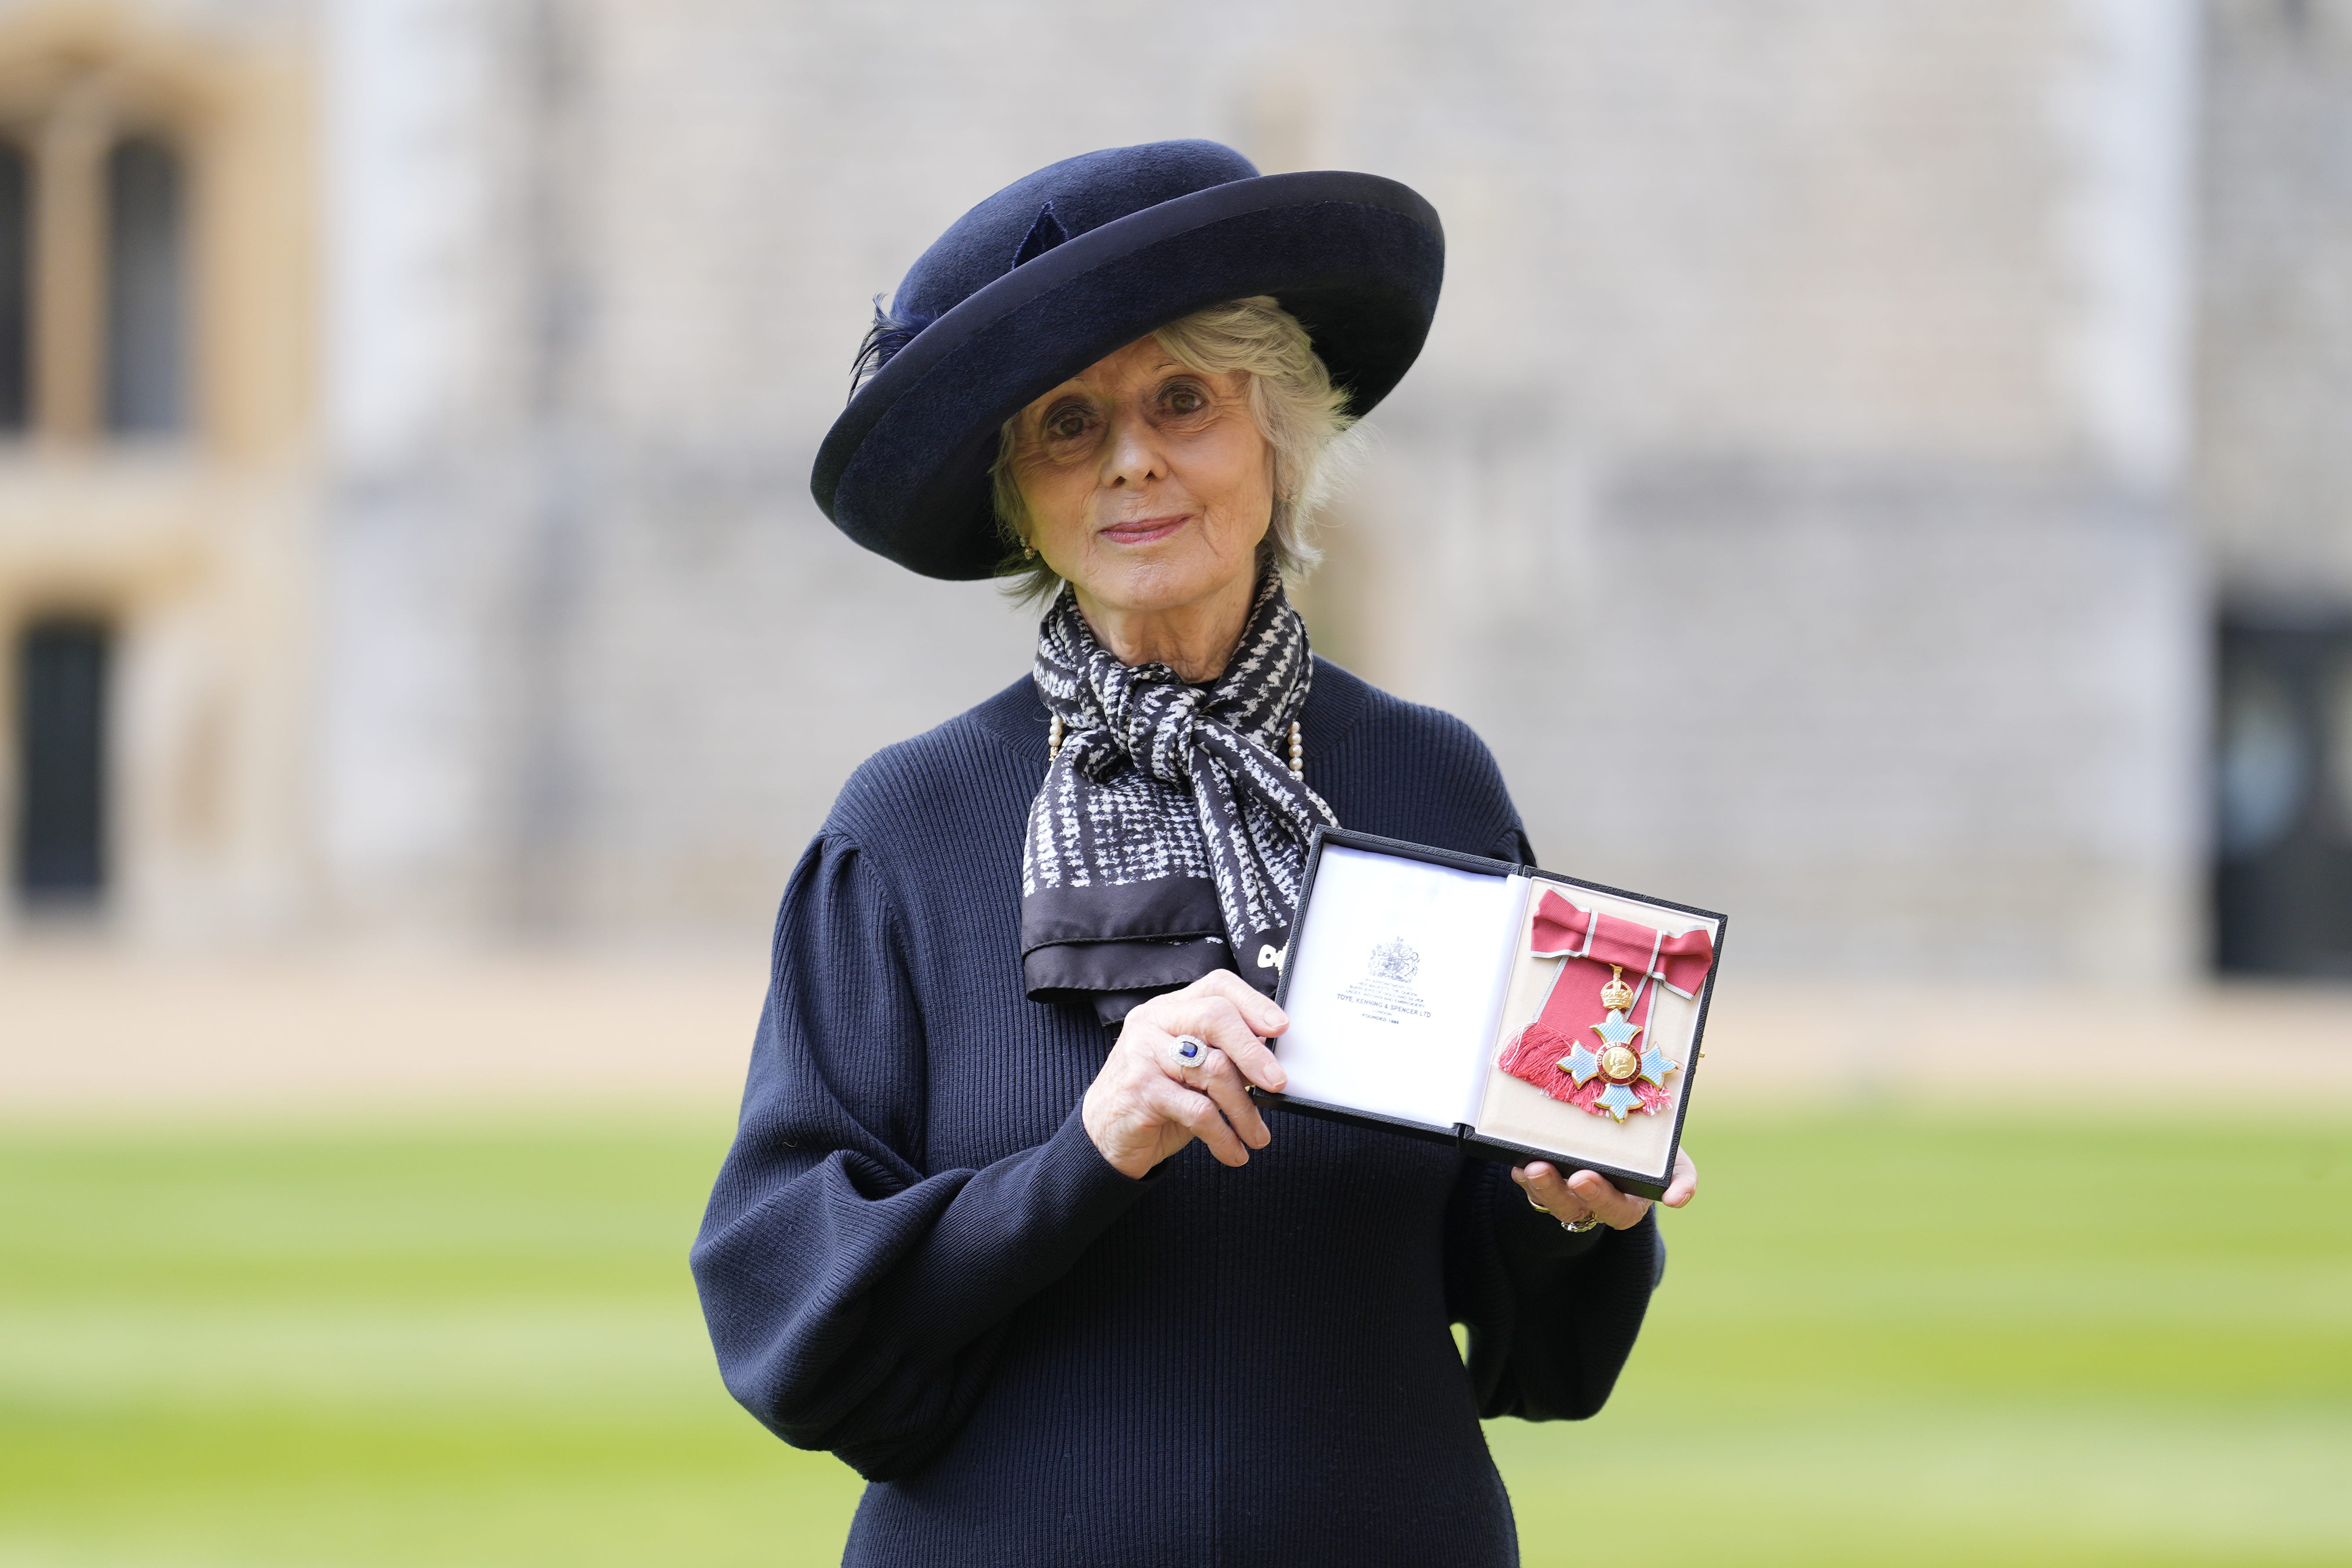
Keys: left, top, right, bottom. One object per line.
{"left": 1510, "top": 1146, "right": 1697, "bottom": 1231}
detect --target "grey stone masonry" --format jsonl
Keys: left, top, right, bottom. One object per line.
{"left": 302, "top": 0, "right": 2215, "bottom": 979}
{"left": 2197, "top": 0, "right": 2352, "bottom": 605}
{"left": 54, "top": 0, "right": 2352, "bottom": 983}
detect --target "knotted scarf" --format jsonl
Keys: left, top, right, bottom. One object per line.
{"left": 1021, "top": 574, "right": 1336, "bottom": 1023}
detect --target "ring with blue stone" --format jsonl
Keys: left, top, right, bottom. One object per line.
{"left": 1168, "top": 1034, "right": 1215, "bottom": 1075}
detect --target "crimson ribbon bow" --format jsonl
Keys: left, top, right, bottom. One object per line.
{"left": 1495, "top": 888, "right": 1715, "bottom": 1118}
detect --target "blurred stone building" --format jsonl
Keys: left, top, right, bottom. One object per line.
{"left": 1, "top": 0, "right": 2346, "bottom": 980}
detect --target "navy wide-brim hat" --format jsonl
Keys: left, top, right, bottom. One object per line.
{"left": 813, "top": 140, "right": 1444, "bottom": 580}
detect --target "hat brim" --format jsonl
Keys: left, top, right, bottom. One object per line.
{"left": 813, "top": 171, "right": 1444, "bottom": 581}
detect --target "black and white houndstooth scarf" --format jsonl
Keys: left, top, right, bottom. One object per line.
{"left": 1021, "top": 574, "right": 1337, "bottom": 1023}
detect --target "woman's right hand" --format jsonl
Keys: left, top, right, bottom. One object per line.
{"left": 1082, "top": 971, "right": 1290, "bottom": 1179}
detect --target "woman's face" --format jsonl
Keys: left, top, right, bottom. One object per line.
{"left": 1008, "top": 335, "right": 1273, "bottom": 621}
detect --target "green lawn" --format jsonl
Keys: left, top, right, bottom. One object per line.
{"left": 1, "top": 1110, "right": 2345, "bottom": 1567}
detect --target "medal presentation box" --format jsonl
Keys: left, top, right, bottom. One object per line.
{"left": 1262, "top": 828, "right": 1725, "bottom": 1201}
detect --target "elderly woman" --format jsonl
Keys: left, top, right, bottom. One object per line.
{"left": 693, "top": 141, "right": 1696, "bottom": 1567}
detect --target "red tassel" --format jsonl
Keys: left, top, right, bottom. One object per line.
{"left": 1496, "top": 1021, "right": 1586, "bottom": 1105}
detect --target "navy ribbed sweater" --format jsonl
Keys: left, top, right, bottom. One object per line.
{"left": 692, "top": 660, "right": 1665, "bottom": 1568}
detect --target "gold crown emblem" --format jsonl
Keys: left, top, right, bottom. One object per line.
{"left": 1599, "top": 964, "right": 1635, "bottom": 1013}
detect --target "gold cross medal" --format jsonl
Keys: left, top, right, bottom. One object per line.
{"left": 1554, "top": 965, "right": 1679, "bottom": 1121}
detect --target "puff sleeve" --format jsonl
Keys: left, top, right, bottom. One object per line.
{"left": 689, "top": 832, "right": 1150, "bottom": 1480}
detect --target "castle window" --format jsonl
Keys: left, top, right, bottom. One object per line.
{"left": 13, "top": 617, "right": 110, "bottom": 901}
{"left": 104, "top": 135, "right": 184, "bottom": 434}
{"left": 0, "top": 82, "right": 202, "bottom": 445}
{"left": 2214, "top": 613, "right": 2352, "bottom": 975}
{"left": 0, "top": 142, "right": 28, "bottom": 432}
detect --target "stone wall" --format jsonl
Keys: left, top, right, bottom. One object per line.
{"left": 2197, "top": 0, "right": 2352, "bottom": 605}
{"left": 0, "top": 0, "right": 316, "bottom": 940}
{"left": 303, "top": 0, "right": 2213, "bottom": 979}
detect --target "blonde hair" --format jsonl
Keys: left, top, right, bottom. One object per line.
{"left": 990, "top": 296, "right": 1359, "bottom": 601}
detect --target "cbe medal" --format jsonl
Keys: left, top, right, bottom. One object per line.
{"left": 1550, "top": 966, "right": 1680, "bottom": 1122}
{"left": 1493, "top": 891, "right": 1715, "bottom": 1122}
